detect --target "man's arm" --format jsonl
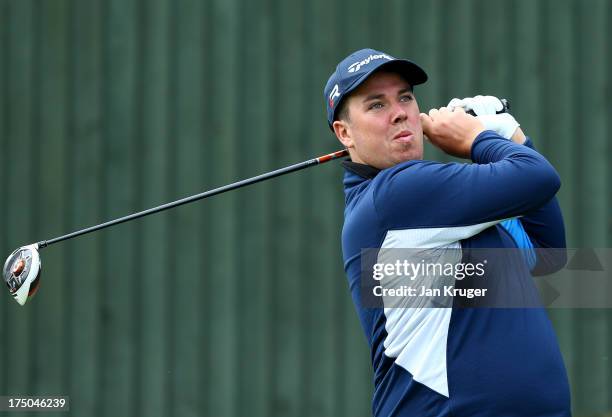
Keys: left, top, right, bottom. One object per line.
{"left": 447, "top": 96, "right": 567, "bottom": 273}
{"left": 373, "top": 130, "right": 561, "bottom": 233}
{"left": 515, "top": 138, "right": 567, "bottom": 274}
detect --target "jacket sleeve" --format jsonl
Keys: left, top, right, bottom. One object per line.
{"left": 516, "top": 138, "right": 567, "bottom": 275}
{"left": 372, "top": 130, "right": 561, "bottom": 232}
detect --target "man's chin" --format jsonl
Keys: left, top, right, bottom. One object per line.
{"left": 393, "top": 149, "right": 423, "bottom": 164}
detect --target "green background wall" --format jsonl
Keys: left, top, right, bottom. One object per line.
{"left": 0, "top": 0, "right": 610, "bottom": 416}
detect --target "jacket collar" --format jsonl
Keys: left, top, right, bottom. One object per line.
{"left": 341, "top": 161, "right": 381, "bottom": 204}
{"left": 341, "top": 160, "right": 381, "bottom": 179}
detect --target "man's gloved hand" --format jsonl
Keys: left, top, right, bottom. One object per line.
{"left": 448, "top": 95, "right": 504, "bottom": 116}
{"left": 447, "top": 95, "right": 519, "bottom": 139}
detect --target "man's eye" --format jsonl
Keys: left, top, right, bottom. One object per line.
{"left": 400, "top": 94, "right": 413, "bottom": 102}
{"left": 369, "top": 102, "right": 384, "bottom": 110}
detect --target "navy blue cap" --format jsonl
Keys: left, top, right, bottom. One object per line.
{"left": 324, "top": 48, "right": 428, "bottom": 129}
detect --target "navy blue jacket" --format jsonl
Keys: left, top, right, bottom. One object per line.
{"left": 341, "top": 131, "right": 570, "bottom": 417}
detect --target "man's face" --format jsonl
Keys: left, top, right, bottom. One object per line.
{"left": 333, "top": 71, "right": 424, "bottom": 169}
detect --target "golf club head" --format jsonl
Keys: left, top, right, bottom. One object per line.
{"left": 3, "top": 244, "right": 41, "bottom": 306}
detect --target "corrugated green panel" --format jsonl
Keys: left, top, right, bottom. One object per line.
{"left": 100, "top": 0, "right": 139, "bottom": 415}
{"left": 570, "top": 0, "right": 610, "bottom": 412}
{"left": 66, "top": 0, "right": 104, "bottom": 415}
{"left": 234, "top": 1, "right": 274, "bottom": 416}
{"left": 206, "top": 0, "right": 240, "bottom": 414}
{"left": 136, "top": 0, "right": 172, "bottom": 416}
{"left": 0, "top": 0, "right": 7, "bottom": 396}
{"left": 305, "top": 1, "right": 353, "bottom": 416}
{"left": 5, "top": 2, "right": 36, "bottom": 412}
{"left": 438, "top": 0, "right": 477, "bottom": 98}
{"left": 135, "top": 1, "right": 173, "bottom": 416}
{"left": 33, "top": 0, "right": 70, "bottom": 398}
{"left": 170, "top": 2, "right": 208, "bottom": 416}
{"left": 608, "top": 0, "right": 612, "bottom": 407}
{"left": 0, "top": 1, "right": 611, "bottom": 416}
{"left": 270, "top": 0, "right": 307, "bottom": 415}
{"left": 537, "top": 0, "right": 580, "bottom": 406}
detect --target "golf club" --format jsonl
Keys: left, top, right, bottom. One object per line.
{"left": 3, "top": 98, "right": 510, "bottom": 306}
{"left": 3, "top": 149, "right": 349, "bottom": 306}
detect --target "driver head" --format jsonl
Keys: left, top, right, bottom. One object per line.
{"left": 3, "top": 244, "right": 41, "bottom": 306}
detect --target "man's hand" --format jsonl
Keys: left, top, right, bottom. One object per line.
{"left": 447, "top": 95, "right": 525, "bottom": 143}
{"left": 447, "top": 95, "right": 505, "bottom": 116}
{"left": 420, "top": 107, "right": 485, "bottom": 159}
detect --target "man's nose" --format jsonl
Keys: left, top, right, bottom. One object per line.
{"left": 391, "top": 103, "right": 408, "bottom": 124}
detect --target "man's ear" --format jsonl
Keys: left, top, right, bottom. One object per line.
{"left": 333, "top": 120, "right": 353, "bottom": 149}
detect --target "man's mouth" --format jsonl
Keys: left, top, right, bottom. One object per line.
{"left": 393, "top": 130, "right": 413, "bottom": 142}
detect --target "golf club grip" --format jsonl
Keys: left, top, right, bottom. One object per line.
{"left": 466, "top": 98, "right": 510, "bottom": 116}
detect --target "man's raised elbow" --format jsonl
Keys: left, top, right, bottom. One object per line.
{"left": 535, "top": 163, "right": 562, "bottom": 201}
{"left": 544, "top": 164, "right": 562, "bottom": 195}
{"left": 550, "top": 170, "right": 561, "bottom": 194}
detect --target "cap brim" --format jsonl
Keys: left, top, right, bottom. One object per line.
{"left": 374, "top": 59, "right": 428, "bottom": 86}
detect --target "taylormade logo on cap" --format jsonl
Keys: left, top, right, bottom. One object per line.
{"left": 328, "top": 84, "right": 341, "bottom": 107}
{"left": 347, "top": 53, "right": 393, "bottom": 73}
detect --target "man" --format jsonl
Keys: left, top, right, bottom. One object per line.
{"left": 324, "top": 48, "right": 570, "bottom": 416}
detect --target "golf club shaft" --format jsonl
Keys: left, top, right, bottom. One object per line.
{"left": 37, "top": 149, "right": 349, "bottom": 249}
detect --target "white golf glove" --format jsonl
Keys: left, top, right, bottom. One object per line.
{"left": 447, "top": 95, "right": 519, "bottom": 139}
{"left": 448, "top": 95, "right": 504, "bottom": 116}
